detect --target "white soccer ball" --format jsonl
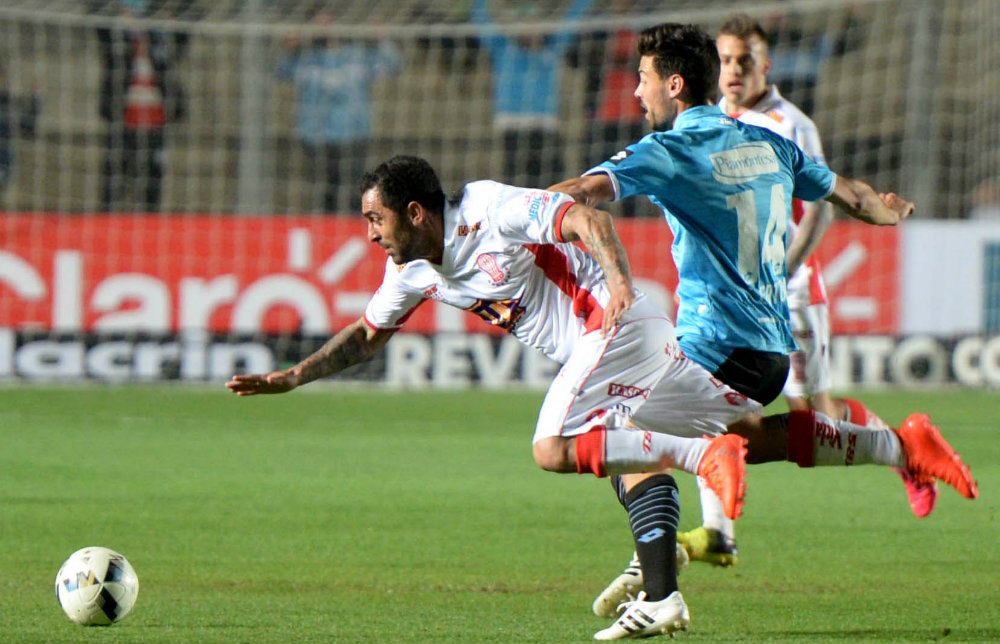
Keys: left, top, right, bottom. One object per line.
{"left": 54, "top": 546, "right": 139, "bottom": 626}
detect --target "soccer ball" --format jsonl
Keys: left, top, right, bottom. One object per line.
{"left": 54, "top": 546, "right": 139, "bottom": 625}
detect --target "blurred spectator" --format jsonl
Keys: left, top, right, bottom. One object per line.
{"left": 97, "top": 0, "right": 188, "bottom": 213}
{"left": 472, "top": 0, "right": 595, "bottom": 188}
{"left": 278, "top": 10, "right": 400, "bottom": 214}
{"left": 969, "top": 178, "right": 1000, "bottom": 220}
{"left": 0, "top": 61, "right": 41, "bottom": 194}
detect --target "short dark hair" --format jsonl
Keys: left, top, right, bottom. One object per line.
{"left": 717, "top": 13, "right": 770, "bottom": 45}
{"left": 359, "top": 155, "right": 446, "bottom": 216}
{"left": 637, "top": 23, "right": 719, "bottom": 105}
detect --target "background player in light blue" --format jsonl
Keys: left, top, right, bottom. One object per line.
{"left": 547, "top": 22, "right": 950, "bottom": 626}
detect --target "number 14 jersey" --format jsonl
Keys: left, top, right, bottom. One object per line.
{"left": 585, "top": 104, "right": 835, "bottom": 371}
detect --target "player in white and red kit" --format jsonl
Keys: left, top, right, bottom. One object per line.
{"left": 228, "top": 155, "right": 757, "bottom": 638}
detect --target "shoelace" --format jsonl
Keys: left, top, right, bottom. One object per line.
{"left": 615, "top": 590, "right": 644, "bottom": 615}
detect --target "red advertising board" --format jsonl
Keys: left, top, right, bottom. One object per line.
{"left": 0, "top": 213, "right": 894, "bottom": 335}
{"left": 812, "top": 221, "right": 899, "bottom": 335}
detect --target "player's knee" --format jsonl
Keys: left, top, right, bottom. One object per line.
{"left": 532, "top": 437, "right": 575, "bottom": 473}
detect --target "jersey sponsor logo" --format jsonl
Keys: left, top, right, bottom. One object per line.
{"left": 607, "top": 382, "right": 652, "bottom": 400}
{"left": 724, "top": 391, "right": 747, "bottom": 406}
{"left": 710, "top": 142, "right": 780, "bottom": 184}
{"left": 421, "top": 285, "right": 443, "bottom": 300}
{"left": 457, "top": 222, "right": 482, "bottom": 236}
{"left": 608, "top": 148, "right": 633, "bottom": 165}
{"left": 766, "top": 110, "right": 785, "bottom": 123}
{"left": 815, "top": 421, "right": 843, "bottom": 450}
{"left": 708, "top": 376, "right": 748, "bottom": 406}
{"left": 475, "top": 253, "right": 507, "bottom": 285}
{"left": 522, "top": 190, "right": 552, "bottom": 223}
{"left": 466, "top": 297, "right": 525, "bottom": 330}
{"left": 664, "top": 342, "right": 686, "bottom": 361}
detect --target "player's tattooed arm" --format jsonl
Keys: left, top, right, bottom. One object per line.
{"left": 559, "top": 203, "right": 636, "bottom": 336}
{"left": 226, "top": 318, "right": 394, "bottom": 395}
{"left": 295, "top": 319, "right": 394, "bottom": 385}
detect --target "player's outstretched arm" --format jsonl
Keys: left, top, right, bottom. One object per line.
{"left": 226, "top": 317, "right": 395, "bottom": 396}
{"left": 548, "top": 174, "right": 616, "bottom": 207}
{"left": 558, "top": 203, "right": 636, "bottom": 336}
{"left": 826, "top": 175, "right": 915, "bottom": 225}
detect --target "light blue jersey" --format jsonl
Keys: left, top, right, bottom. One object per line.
{"left": 585, "top": 105, "right": 835, "bottom": 371}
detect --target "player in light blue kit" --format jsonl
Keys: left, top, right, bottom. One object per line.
{"left": 594, "top": 93, "right": 831, "bottom": 375}
{"left": 549, "top": 23, "right": 977, "bottom": 634}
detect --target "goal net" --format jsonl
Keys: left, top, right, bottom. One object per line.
{"left": 0, "top": 0, "right": 997, "bottom": 385}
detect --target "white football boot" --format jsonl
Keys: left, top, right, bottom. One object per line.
{"left": 593, "top": 591, "right": 690, "bottom": 640}
{"left": 591, "top": 546, "right": 689, "bottom": 618}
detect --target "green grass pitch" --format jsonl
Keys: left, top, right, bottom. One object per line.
{"left": 2, "top": 385, "right": 997, "bottom": 643}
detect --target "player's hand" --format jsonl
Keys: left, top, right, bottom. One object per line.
{"left": 879, "top": 192, "right": 915, "bottom": 223}
{"left": 601, "top": 288, "right": 635, "bottom": 337}
{"left": 226, "top": 369, "right": 300, "bottom": 396}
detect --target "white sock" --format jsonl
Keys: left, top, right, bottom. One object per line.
{"left": 603, "top": 428, "right": 709, "bottom": 476}
{"left": 812, "top": 412, "right": 905, "bottom": 467}
{"left": 698, "top": 476, "right": 735, "bottom": 537}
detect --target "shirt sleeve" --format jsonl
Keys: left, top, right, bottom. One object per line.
{"left": 362, "top": 259, "right": 426, "bottom": 331}
{"left": 787, "top": 140, "right": 836, "bottom": 201}
{"left": 583, "top": 135, "right": 678, "bottom": 202}
{"left": 488, "top": 183, "right": 577, "bottom": 244}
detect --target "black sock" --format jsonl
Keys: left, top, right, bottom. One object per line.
{"left": 621, "top": 474, "right": 680, "bottom": 601}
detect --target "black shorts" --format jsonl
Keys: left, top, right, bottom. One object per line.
{"left": 711, "top": 348, "right": 790, "bottom": 407}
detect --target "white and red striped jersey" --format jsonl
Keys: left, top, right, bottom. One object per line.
{"left": 719, "top": 85, "right": 828, "bottom": 308}
{"left": 364, "top": 180, "right": 633, "bottom": 364}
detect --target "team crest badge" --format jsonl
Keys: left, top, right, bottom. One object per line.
{"left": 475, "top": 253, "right": 507, "bottom": 285}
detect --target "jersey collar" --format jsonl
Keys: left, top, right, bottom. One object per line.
{"left": 718, "top": 85, "right": 783, "bottom": 117}
{"left": 674, "top": 104, "right": 727, "bottom": 130}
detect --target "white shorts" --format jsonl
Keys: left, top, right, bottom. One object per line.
{"left": 533, "top": 298, "right": 762, "bottom": 443}
{"left": 783, "top": 303, "right": 832, "bottom": 398}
